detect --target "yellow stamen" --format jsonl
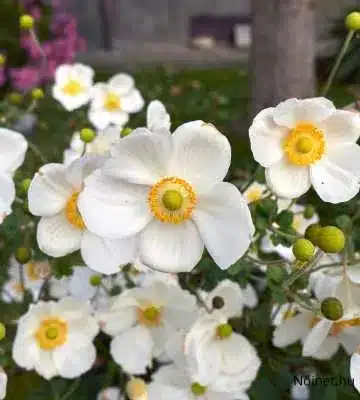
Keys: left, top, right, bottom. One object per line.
{"left": 62, "top": 79, "right": 83, "bottom": 96}
{"left": 283, "top": 122, "right": 325, "bottom": 166}
{"left": 246, "top": 187, "right": 263, "bottom": 203}
{"left": 104, "top": 92, "right": 121, "bottom": 111}
{"left": 148, "top": 177, "right": 197, "bottom": 224}
{"left": 35, "top": 318, "right": 67, "bottom": 350}
{"left": 137, "top": 305, "right": 163, "bottom": 327}
{"left": 65, "top": 192, "right": 85, "bottom": 230}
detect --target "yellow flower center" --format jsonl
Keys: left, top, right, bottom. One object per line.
{"left": 216, "top": 323, "right": 233, "bottom": 339}
{"left": 65, "top": 192, "right": 85, "bottom": 230}
{"left": 245, "top": 187, "right": 263, "bottom": 203}
{"left": 126, "top": 378, "right": 148, "bottom": 400}
{"left": 104, "top": 92, "right": 121, "bottom": 111}
{"left": 35, "top": 318, "right": 68, "bottom": 350}
{"left": 309, "top": 316, "right": 360, "bottom": 336}
{"left": 62, "top": 79, "right": 83, "bottom": 96}
{"left": 148, "top": 177, "right": 197, "bottom": 224}
{"left": 283, "top": 122, "right": 325, "bottom": 166}
{"left": 191, "top": 382, "right": 207, "bottom": 396}
{"left": 137, "top": 305, "right": 163, "bottom": 327}
{"left": 283, "top": 309, "right": 297, "bottom": 320}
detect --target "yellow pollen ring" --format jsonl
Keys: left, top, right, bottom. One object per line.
{"left": 65, "top": 192, "right": 86, "bottom": 230}
{"left": 283, "top": 122, "right": 325, "bottom": 166}
{"left": 137, "top": 305, "right": 163, "bottom": 327}
{"left": 62, "top": 79, "right": 83, "bottom": 96}
{"left": 148, "top": 177, "right": 197, "bottom": 224}
{"left": 104, "top": 92, "right": 121, "bottom": 111}
{"left": 35, "top": 318, "right": 68, "bottom": 350}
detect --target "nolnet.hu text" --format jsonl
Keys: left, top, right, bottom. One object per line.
{"left": 294, "top": 375, "right": 354, "bottom": 387}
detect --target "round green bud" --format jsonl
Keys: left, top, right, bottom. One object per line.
{"left": 292, "top": 238, "right": 315, "bottom": 262}
{"left": 0, "top": 55, "right": 6, "bottom": 66}
{"left": 80, "top": 128, "right": 96, "bottom": 143}
{"left": 15, "top": 247, "right": 31, "bottom": 264}
{"left": 212, "top": 296, "right": 225, "bottom": 309}
{"left": 0, "top": 323, "right": 6, "bottom": 341}
{"left": 20, "top": 178, "right": 31, "bottom": 193}
{"left": 20, "top": 14, "right": 34, "bottom": 29}
{"left": 8, "top": 92, "right": 23, "bottom": 105}
{"left": 216, "top": 323, "right": 233, "bottom": 339}
{"left": 31, "top": 88, "right": 44, "bottom": 100}
{"left": 291, "top": 275, "right": 309, "bottom": 291}
{"left": 120, "top": 127, "right": 133, "bottom": 137}
{"left": 345, "top": 11, "right": 360, "bottom": 31}
{"left": 321, "top": 297, "right": 343, "bottom": 321}
{"left": 304, "top": 223, "right": 322, "bottom": 245}
{"left": 303, "top": 205, "right": 316, "bottom": 219}
{"left": 89, "top": 275, "right": 102, "bottom": 286}
{"left": 316, "top": 226, "right": 345, "bottom": 253}
{"left": 191, "top": 382, "right": 207, "bottom": 396}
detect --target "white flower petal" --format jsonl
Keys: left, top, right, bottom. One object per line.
{"left": 28, "top": 163, "right": 72, "bottom": 217}
{"left": 0, "top": 173, "right": 15, "bottom": 218}
{"left": 110, "top": 325, "right": 153, "bottom": 374}
{"left": 103, "top": 130, "right": 171, "bottom": 185}
{"left": 273, "top": 98, "right": 335, "bottom": 128}
{"left": 205, "top": 280, "right": 245, "bottom": 316}
{"left": 108, "top": 110, "right": 129, "bottom": 127}
{"left": 68, "top": 266, "right": 97, "bottom": 300}
{"left": 310, "top": 158, "right": 359, "bottom": 203}
{"left": 53, "top": 340, "right": 96, "bottom": 379}
{"left": 37, "top": 214, "right": 82, "bottom": 257}
{"left": 319, "top": 110, "right": 360, "bottom": 144}
{"left": 302, "top": 319, "right": 332, "bottom": 357}
{"left": 81, "top": 231, "right": 138, "bottom": 274}
{"left": 193, "top": 182, "right": 254, "bottom": 270}
{"left": 140, "top": 219, "right": 204, "bottom": 273}
{"left": 78, "top": 171, "right": 151, "bottom": 238}
{"left": 249, "top": 108, "right": 285, "bottom": 167}
{"left": 120, "top": 89, "right": 144, "bottom": 113}
{"left": 34, "top": 350, "right": 58, "bottom": 380}
{"left": 147, "top": 100, "right": 171, "bottom": 133}
{"left": 0, "top": 370, "right": 7, "bottom": 400}
{"left": 312, "top": 337, "right": 339, "bottom": 360}
{"left": 12, "top": 336, "right": 39, "bottom": 370}
{"left": 0, "top": 128, "right": 27, "bottom": 174}
{"left": 272, "top": 311, "right": 312, "bottom": 348}
{"left": 243, "top": 284, "right": 258, "bottom": 308}
{"left": 108, "top": 73, "right": 134, "bottom": 94}
{"left": 97, "top": 387, "right": 122, "bottom": 400}
{"left": 66, "top": 154, "right": 105, "bottom": 188}
{"left": 351, "top": 353, "right": 360, "bottom": 393}
{"left": 170, "top": 121, "right": 231, "bottom": 193}
{"left": 326, "top": 143, "right": 360, "bottom": 179}
{"left": 266, "top": 159, "right": 311, "bottom": 198}
{"left": 88, "top": 108, "right": 111, "bottom": 130}
{"left": 347, "top": 264, "right": 360, "bottom": 284}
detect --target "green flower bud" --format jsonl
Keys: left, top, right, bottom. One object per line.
{"left": 121, "top": 127, "right": 133, "bottom": 137}
{"left": 0, "top": 323, "right": 6, "bottom": 341}
{"left": 304, "top": 223, "right": 322, "bottom": 245}
{"left": 20, "top": 178, "right": 32, "bottom": 193}
{"left": 316, "top": 226, "right": 345, "bottom": 253}
{"left": 8, "top": 92, "right": 23, "bottom": 105}
{"left": 303, "top": 205, "right": 316, "bottom": 219}
{"left": 345, "top": 11, "right": 360, "bottom": 31}
{"left": 191, "top": 382, "right": 207, "bottom": 396}
{"left": 321, "top": 297, "right": 343, "bottom": 321}
{"left": 80, "top": 128, "right": 96, "bottom": 143}
{"left": 212, "top": 296, "right": 225, "bottom": 309}
{"left": 216, "top": 323, "right": 233, "bottom": 339}
{"left": 89, "top": 275, "right": 102, "bottom": 286}
{"left": 20, "top": 14, "right": 34, "bottom": 29}
{"left": 15, "top": 247, "right": 31, "bottom": 264}
{"left": 0, "top": 55, "right": 6, "bottom": 66}
{"left": 31, "top": 88, "right": 44, "bottom": 100}
{"left": 292, "top": 238, "right": 315, "bottom": 262}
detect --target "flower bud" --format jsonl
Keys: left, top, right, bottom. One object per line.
{"left": 216, "top": 323, "right": 233, "bottom": 339}
{"left": 316, "top": 226, "right": 345, "bottom": 253}
{"left": 303, "top": 205, "right": 316, "bottom": 219}
{"left": 80, "top": 128, "right": 96, "bottom": 143}
{"left": 321, "top": 297, "right": 343, "bottom": 321}
{"left": 8, "top": 92, "right": 23, "bottom": 105}
{"left": 15, "top": 247, "right": 32, "bottom": 264}
{"left": 20, "top": 14, "right": 34, "bottom": 29}
{"left": 20, "top": 178, "right": 31, "bottom": 193}
{"left": 212, "top": 296, "right": 224, "bottom": 309}
{"left": 0, "top": 323, "right": 6, "bottom": 341}
{"left": 121, "top": 127, "right": 133, "bottom": 137}
{"left": 126, "top": 378, "right": 147, "bottom": 400}
{"left": 0, "top": 55, "right": 6, "bottom": 66}
{"left": 345, "top": 11, "right": 360, "bottom": 31}
{"left": 89, "top": 275, "right": 102, "bottom": 286}
{"left": 31, "top": 88, "right": 44, "bottom": 100}
{"left": 292, "top": 238, "right": 315, "bottom": 262}
{"left": 191, "top": 382, "right": 207, "bottom": 396}
{"left": 304, "top": 223, "right": 322, "bottom": 245}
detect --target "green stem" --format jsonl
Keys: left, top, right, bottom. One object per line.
{"left": 28, "top": 140, "right": 48, "bottom": 164}
{"left": 321, "top": 30, "right": 355, "bottom": 96}
{"left": 240, "top": 165, "right": 262, "bottom": 192}
{"left": 268, "top": 226, "right": 300, "bottom": 241}
{"left": 60, "top": 378, "right": 81, "bottom": 400}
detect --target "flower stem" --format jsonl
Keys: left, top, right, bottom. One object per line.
{"left": 60, "top": 378, "right": 81, "bottom": 400}
{"left": 321, "top": 30, "right": 355, "bottom": 96}
{"left": 28, "top": 140, "right": 48, "bottom": 164}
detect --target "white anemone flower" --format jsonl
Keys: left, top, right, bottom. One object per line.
{"left": 28, "top": 156, "right": 138, "bottom": 274}
{"left": 88, "top": 73, "right": 144, "bottom": 130}
{"left": 184, "top": 312, "right": 261, "bottom": 386}
{"left": 249, "top": 97, "right": 360, "bottom": 203}
{"left": 350, "top": 348, "right": 360, "bottom": 394}
{"left": 0, "top": 369, "right": 7, "bottom": 400}
{"left": 243, "top": 182, "right": 267, "bottom": 204}
{"left": 12, "top": 298, "right": 99, "bottom": 379}
{"left": 146, "top": 100, "right": 171, "bottom": 134}
{"left": 52, "top": 64, "right": 94, "bottom": 111}
{"left": 0, "top": 128, "right": 27, "bottom": 223}
{"left": 97, "top": 387, "right": 123, "bottom": 400}
{"left": 147, "top": 363, "right": 251, "bottom": 400}
{"left": 78, "top": 122, "right": 255, "bottom": 272}
{"left": 97, "top": 281, "right": 198, "bottom": 374}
